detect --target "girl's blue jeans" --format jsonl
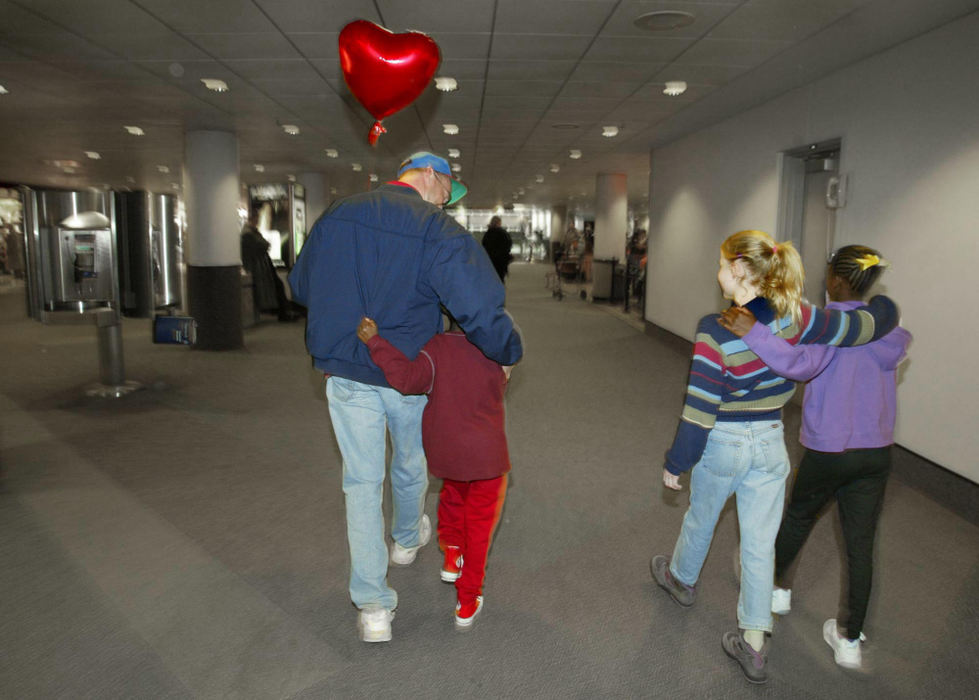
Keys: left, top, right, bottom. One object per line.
{"left": 326, "top": 376, "right": 429, "bottom": 611}
{"left": 670, "top": 420, "right": 790, "bottom": 632}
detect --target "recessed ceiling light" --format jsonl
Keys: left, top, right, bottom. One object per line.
{"left": 434, "top": 76, "right": 458, "bottom": 92}
{"left": 442, "top": 124, "right": 459, "bottom": 135}
{"left": 0, "top": 84, "right": 8, "bottom": 95}
{"left": 352, "top": 163, "right": 362, "bottom": 172}
{"left": 85, "top": 151, "right": 101, "bottom": 160}
{"left": 602, "top": 126, "right": 619, "bottom": 138}
{"left": 62, "top": 167, "right": 77, "bottom": 174}
{"left": 369, "top": 173, "right": 379, "bottom": 182}
{"left": 254, "top": 164, "right": 265, "bottom": 172}
{"left": 663, "top": 80, "right": 687, "bottom": 96}
{"left": 126, "top": 176, "right": 136, "bottom": 184}
{"left": 330, "top": 187, "right": 338, "bottom": 195}
{"left": 282, "top": 124, "right": 300, "bottom": 135}
{"left": 324, "top": 148, "right": 339, "bottom": 158}
{"left": 170, "top": 182, "right": 181, "bottom": 190}
{"left": 517, "top": 188, "right": 525, "bottom": 195}
{"left": 451, "top": 163, "right": 461, "bottom": 173}
{"left": 200, "top": 78, "right": 229, "bottom": 92}
{"left": 124, "top": 125, "right": 144, "bottom": 136}
{"left": 633, "top": 10, "right": 695, "bottom": 31}
{"left": 156, "top": 165, "right": 170, "bottom": 173}
{"left": 549, "top": 164, "right": 560, "bottom": 173}
{"left": 447, "top": 148, "right": 460, "bottom": 158}
{"left": 287, "top": 174, "right": 296, "bottom": 182}
{"left": 535, "top": 175, "right": 544, "bottom": 183}
{"left": 569, "top": 150, "right": 582, "bottom": 159}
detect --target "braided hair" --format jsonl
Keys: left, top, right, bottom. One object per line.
{"left": 828, "top": 245, "right": 887, "bottom": 296}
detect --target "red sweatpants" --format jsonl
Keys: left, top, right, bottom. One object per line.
{"left": 437, "top": 474, "right": 508, "bottom": 605}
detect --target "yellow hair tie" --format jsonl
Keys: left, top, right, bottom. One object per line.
{"left": 856, "top": 254, "right": 880, "bottom": 271}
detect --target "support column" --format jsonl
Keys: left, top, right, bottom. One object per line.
{"left": 298, "top": 172, "right": 328, "bottom": 231}
{"left": 594, "top": 173, "right": 628, "bottom": 260}
{"left": 183, "top": 130, "right": 242, "bottom": 350}
{"left": 549, "top": 204, "right": 567, "bottom": 262}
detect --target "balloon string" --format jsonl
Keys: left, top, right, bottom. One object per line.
{"left": 368, "top": 121, "right": 387, "bottom": 146}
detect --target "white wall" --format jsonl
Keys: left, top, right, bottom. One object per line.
{"left": 645, "top": 12, "right": 979, "bottom": 482}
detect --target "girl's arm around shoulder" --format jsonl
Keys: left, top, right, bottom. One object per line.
{"left": 798, "top": 295, "right": 899, "bottom": 347}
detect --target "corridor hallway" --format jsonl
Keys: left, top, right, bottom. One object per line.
{"left": 1, "top": 262, "right": 976, "bottom": 698}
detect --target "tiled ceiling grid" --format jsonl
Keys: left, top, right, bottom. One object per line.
{"left": 1, "top": 0, "right": 976, "bottom": 211}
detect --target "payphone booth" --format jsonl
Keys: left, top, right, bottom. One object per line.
{"left": 23, "top": 187, "right": 141, "bottom": 397}
{"left": 247, "top": 183, "right": 306, "bottom": 268}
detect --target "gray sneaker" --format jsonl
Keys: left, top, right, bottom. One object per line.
{"left": 650, "top": 555, "right": 696, "bottom": 607}
{"left": 722, "top": 630, "right": 769, "bottom": 684}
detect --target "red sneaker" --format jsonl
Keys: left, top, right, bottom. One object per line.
{"left": 441, "top": 546, "right": 463, "bottom": 583}
{"left": 454, "top": 596, "right": 483, "bottom": 630}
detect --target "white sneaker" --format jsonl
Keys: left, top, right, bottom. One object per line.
{"left": 358, "top": 605, "right": 394, "bottom": 643}
{"left": 771, "top": 587, "right": 792, "bottom": 615}
{"left": 823, "top": 618, "right": 862, "bottom": 669}
{"left": 390, "top": 514, "right": 432, "bottom": 566}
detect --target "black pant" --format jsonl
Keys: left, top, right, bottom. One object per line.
{"left": 774, "top": 446, "right": 891, "bottom": 640}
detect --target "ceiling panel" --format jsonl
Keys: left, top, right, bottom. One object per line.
{"left": 559, "top": 80, "right": 645, "bottom": 99}
{"left": 709, "top": 0, "right": 870, "bottom": 41}
{"left": 584, "top": 36, "right": 694, "bottom": 62}
{"left": 134, "top": 0, "right": 279, "bottom": 34}
{"left": 567, "top": 60, "right": 664, "bottom": 82}
{"left": 672, "top": 37, "right": 794, "bottom": 67}
{"left": 184, "top": 33, "right": 302, "bottom": 61}
{"left": 494, "top": 0, "right": 618, "bottom": 34}
{"left": 86, "top": 33, "right": 211, "bottom": 61}
{"left": 377, "top": 0, "right": 496, "bottom": 34}
{"left": 428, "top": 33, "right": 491, "bottom": 61}
{"left": 1, "top": 31, "right": 116, "bottom": 61}
{"left": 256, "top": 0, "right": 380, "bottom": 33}
{"left": 18, "top": 0, "right": 169, "bottom": 34}
{"left": 490, "top": 34, "right": 593, "bottom": 61}
{"left": 487, "top": 60, "right": 576, "bottom": 80}
{"left": 286, "top": 33, "right": 340, "bottom": 60}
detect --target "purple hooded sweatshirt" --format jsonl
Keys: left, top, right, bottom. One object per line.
{"left": 741, "top": 300, "right": 912, "bottom": 452}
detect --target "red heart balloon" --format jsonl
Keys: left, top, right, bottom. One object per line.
{"left": 338, "top": 20, "right": 441, "bottom": 145}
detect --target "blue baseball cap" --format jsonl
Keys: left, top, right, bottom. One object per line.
{"left": 397, "top": 151, "right": 468, "bottom": 205}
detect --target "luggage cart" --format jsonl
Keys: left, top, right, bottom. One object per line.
{"left": 544, "top": 255, "right": 581, "bottom": 300}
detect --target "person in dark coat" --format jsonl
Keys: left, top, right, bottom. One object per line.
{"left": 240, "top": 212, "right": 296, "bottom": 321}
{"left": 481, "top": 216, "right": 513, "bottom": 282}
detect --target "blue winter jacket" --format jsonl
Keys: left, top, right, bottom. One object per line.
{"left": 288, "top": 182, "right": 523, "bottom": 387}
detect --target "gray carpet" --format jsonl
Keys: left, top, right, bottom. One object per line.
{"left": 1, "top": 264, "right": 977, "bottom": 699}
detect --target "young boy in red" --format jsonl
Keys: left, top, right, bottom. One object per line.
{"left": 356, "top": 316, "right": 512, "bottom": 630}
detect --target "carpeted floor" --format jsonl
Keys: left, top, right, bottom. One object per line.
{"left": 1, "top": 263, "right": 976, "bottom": 699}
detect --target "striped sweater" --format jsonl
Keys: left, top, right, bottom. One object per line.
{"left": 664, "top": 294, "right": 898, "bottom": 475}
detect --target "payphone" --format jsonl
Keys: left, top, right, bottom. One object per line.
{"left": 22, "top": 187, "right": 141, "bottom": 396}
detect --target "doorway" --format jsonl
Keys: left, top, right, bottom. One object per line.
{"left": 776, "top": 139, "right": 843, "bottom": 305}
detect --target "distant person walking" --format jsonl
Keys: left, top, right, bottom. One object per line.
{"left": 481, "top": 216, "right": 513, "bottom": 282}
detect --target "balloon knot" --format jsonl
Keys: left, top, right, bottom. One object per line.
{"left": 368, "top": 121, "right": 387, "bottom": 146}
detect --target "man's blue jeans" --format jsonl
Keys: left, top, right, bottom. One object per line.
{"left": 326, "top": 376, "right": 428, "bottom": 611}
{"left": 670, "top": 420, "right": 790, "bottom": 632}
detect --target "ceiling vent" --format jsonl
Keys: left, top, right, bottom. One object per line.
{"left": 633, "top": 11, "right": 695, "bottom": 31}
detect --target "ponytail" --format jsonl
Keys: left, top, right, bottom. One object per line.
{"left": 721, "top": 230, "right": 804, "bottom": 325}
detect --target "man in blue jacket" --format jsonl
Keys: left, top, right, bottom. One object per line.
{"left": 289, "top": 152, "right": 522, "bottom": 643}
